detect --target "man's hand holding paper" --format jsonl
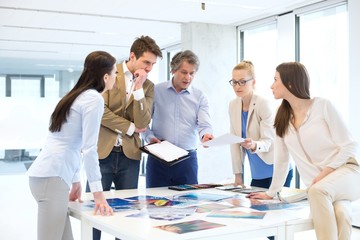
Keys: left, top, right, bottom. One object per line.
{"left": 202, "top": 133, "right": 245, "bottom": 147}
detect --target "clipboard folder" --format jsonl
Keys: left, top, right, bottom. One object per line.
{"left": 140, "top": 140, "right": 190, "bottom": 166}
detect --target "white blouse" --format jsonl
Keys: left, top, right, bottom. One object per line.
{"left": 27, "top": 89, "right": 103, "bottom": 192}
{"left": 267, "top": 97, "right": 358, "bottom": 197}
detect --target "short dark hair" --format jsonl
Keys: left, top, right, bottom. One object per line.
{"left": 170, "top": 50, "right": 200, "bottom": 72}
{"left": 130, "top": 35, "right": 163, "bottom": 59}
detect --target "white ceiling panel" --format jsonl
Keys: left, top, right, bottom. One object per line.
{"left": 0, "top": 0, "right": 323, "bottom": 74}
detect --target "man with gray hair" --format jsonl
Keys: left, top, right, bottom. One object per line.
{"left": 143, "top": 50, "right": 213, "bottom": 187}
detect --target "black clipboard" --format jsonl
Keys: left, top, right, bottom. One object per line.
{"left": 139, "top": 142, "right": 190, "bottom": 166}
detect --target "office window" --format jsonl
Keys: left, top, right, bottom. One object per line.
{"left": 166, "top": 48, "right": 181, "bottom": 82}
{"left": 11, "top": 78, "right": 41, "bottom": 97}
{"left": 240, "top": 22, "right": 278, "bottom": 101}
{"left": 147, "top": 62, "right": 160, "bottom": 84}
{"left": 44, "top": 75, "right": 61, "bottom": 99}
{"left": 238, "top": 22, "right": 280, "bottom": 186}
{"left": 296, "top": 3, "right": 348, "bottom": 188}
{"left": 0, "top": 75, "right": 60, "bottom": 163}
{"left": 298, "top": 4, "right": 349, "bottom": 122}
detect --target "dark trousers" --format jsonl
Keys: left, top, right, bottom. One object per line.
{"left": 251, "top": 169, "right": 294, "bottom": 189}
{"left": 146, "top": 150, "right": 198, "bottom": 188}
{"left": 86, "top": 149, "right": 140, "bottom": 240}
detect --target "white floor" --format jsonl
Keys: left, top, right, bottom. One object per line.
{"left": 1, "top": 160, "right": 360, "bottom": 240}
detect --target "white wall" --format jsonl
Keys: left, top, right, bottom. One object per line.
{"left": 181, "top": 22, "right": 237, "bottom": 183}
{"left": 348, "top": 0, "right": 360, "bottom": 144}
{"left": 277, "top": 12, "right": 296, "bottom": 63}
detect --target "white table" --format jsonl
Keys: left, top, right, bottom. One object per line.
{"left": 69, "top": 187, "right": 308, "bottom": 240}
{"left": 284, "top": 206, "right": 313, "bottom": 240}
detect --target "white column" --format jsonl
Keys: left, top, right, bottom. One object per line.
{"left": 181, "top": 23, "right": 237, "bottom": 183}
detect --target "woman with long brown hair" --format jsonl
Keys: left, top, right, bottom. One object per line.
{"left": 248, "top": 62, "right": 360, "bottom": 240}
{"left": 28, "top": 51, "right": 117, "bottom": 240}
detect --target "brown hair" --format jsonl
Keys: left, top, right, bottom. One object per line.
{"left": 130, "top": 35, "right": 163, "bottom": 59}
{"left": 274, "top": 62, "right": 311, "bottom": 137}
{"left": 49, "top": 51, "right": 116, "bottom": 132}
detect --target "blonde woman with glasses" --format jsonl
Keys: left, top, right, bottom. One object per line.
{"left": 228, "top": 61, "right": 293, "bottom": 190}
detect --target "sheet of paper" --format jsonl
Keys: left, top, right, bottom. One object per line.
{"left": 203, "top": 133, "right": 244, "bottom": 147}
{"left": 127, "top": 206, "right": 197, "bottom": 221}
{"left": 145, "top": 140, "right": 188, "bottom": 162}
{"left": 231, "top": 207, "right": 304, "bottom": 226}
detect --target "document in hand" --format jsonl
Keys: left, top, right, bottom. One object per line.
{"left": 140, "top": 140, "right": 190, "bottom": 166}
{"left": 203, "top": 133, "right": 245, "bottom": 147}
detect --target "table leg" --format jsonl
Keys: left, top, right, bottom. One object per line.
{"left": 274, "top": 224, "right": 286, "bottom": 240}
{"left": 81, "top": 218, "right": 93, "bottom": 240}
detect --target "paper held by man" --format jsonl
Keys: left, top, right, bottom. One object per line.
{"left": 140, "top": 140, "right": 190, "bottom": 166}
{"left": 202, "top": 133, "right": 245, "bottom": 147}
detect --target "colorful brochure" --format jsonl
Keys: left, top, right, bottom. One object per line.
{"left": 207, "top": 210, "right": 266, "bottom": 219}
{"left": 155, "top": 220, "right": 226, "bottom": 234}
{"left": 173, "top": 192, "right": 232, "bottom": 202}
{"left": 127, "top": 206, "right": 197, "bottom": 221}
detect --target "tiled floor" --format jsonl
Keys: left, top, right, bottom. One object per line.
{"left": 1, "top": 160, "right": 359, "bottom": 240}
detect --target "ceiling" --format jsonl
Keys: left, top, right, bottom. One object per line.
{"left": 0, "top": 0, "right": 323, "bottom": 75}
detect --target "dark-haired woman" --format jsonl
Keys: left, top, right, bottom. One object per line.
{"left": 27, "top": 51, "right": 117, "bottom": 240}
{"left": 248, "top": 62, "right": 360, "bottom": 240}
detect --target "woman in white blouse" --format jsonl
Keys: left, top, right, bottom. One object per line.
{"left": 248, "top": 62, "right": 360, "bottom": 240}
{"left": 27, "top": 51, "right": 117, "bottom": 240}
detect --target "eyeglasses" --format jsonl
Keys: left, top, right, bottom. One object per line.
{"left": 229, "top": 78, "right": 253, "bottom": 86}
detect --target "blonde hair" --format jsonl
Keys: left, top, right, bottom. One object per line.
{"left": 232, "top": 60, "right": 255, "bottom": 79}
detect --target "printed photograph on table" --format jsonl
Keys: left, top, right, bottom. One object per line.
{"left": 207, "top": 210, "right": 266, "bottom": 219}
{"left": 127, "top": 206, "right": 197, "bottom": 221}
{"left": 194, "top": 203, "right": 234, "bottom": 213}
{"left": 250, "top": 200, "right": 308, "bottom": 211}
{"left": 224, "top": 194, "right": 261, "bottom": 208}
{"left": 215, "top": 185, "right": 244, "bottom": 191}
{"left": 84, "top": 198, "right": 138, "bottom": 212}
{"left": 169, "top": 183, "right": 223, "bottom": 191}
{"left": 216, "top": 185, "right": 266, "bottom": 194}
{"left": 250, "top": 202, "right": 307, "bottom": 211}
{"left": 155, "top": 219, "right": 226, "bottom": 234}
{"left": 124, "top": 195, "right": 182, "bottom": 207}
{"left": 173, "top": 192, "right": 232, "bottom": 202}
{"left": 224, "top": 194, "right": 306, "bottom": 211}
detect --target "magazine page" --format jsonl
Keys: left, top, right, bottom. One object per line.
{"left": 155, "top": 220, "right": 225, "bottom": 234}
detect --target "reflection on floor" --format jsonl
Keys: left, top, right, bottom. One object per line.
{"left": 0, "top": 160, "right": 359, "bottom": 240}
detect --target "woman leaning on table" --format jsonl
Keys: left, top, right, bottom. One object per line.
{"left": 248, "top": 62, "right": 360, "bottom": 240}
{"left": 229, "top": 60, "right": 293, "bottom": 189}
{"left": 27, "top": 51, "right": 116, "bottom": 240}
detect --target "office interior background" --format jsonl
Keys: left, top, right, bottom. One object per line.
{"left": 1, "top": 0, "right": 360, "bottom": 239}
